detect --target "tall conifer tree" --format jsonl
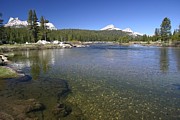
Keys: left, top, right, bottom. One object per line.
{"left": 0, "top": 13, "right": 5, "bottom": 43}
{"left": 27, "top": 10, "right": 33, "bottom": 42}
{"left": 39, "top": 16, "right": 45, "bottom": 40}
{"left": 0, "top": 13, "right": 3, "bottom": 27}
{"left": 32, "top": 10, "right": 39, "bottom": 42}
{"left": 27, "top": 10, "right": 33, "bottom": 30}
{"left": 27, "top": 9, "right": 39, "bottom": 42}
{"left": 39, "top": 16, "right": 49, "bottom": 40}
{"left": 160, "top": 17, "right": 171, "bottom": 42}
{"left": 155, "top": 28, "right": 160, "bottom": 36}
{"left": 40, "top": 16, "right": 45, "bottom": 30}
{"left": 154, "top": 28, "right": 161, "bottom": 41}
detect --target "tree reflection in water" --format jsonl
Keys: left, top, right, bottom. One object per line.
{"left": 30, "top": 50, "right": 52, "bottom": 80}
{"left": 11, "top": 50, "right": 54, "bottom": 80}
{"left": 172, "top": 48, "right": 180, "bottom": 71}
{"left": 159, "top": 48, "right": 169, "bottom": 72}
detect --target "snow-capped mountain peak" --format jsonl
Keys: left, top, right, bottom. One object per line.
{"left": 122, "top": 28, "right": 133, "bottom": 33}
{"left": 123, "top": 28, "right": 143, "bottom": 36}
{"left": 45, "top": 23, "right": 57, "bottom": 30}
{"left": 122, "top": 28, "right": 143, "bottom": 36}
{"left": 4, "top": 17, "right": 28, "bottom": 27}
{"left": 100, "top": 24, "right": 143, "bottom": 36}
{"left": 4, "top": 17, "right": 57, "bottom": 30}
{"left": 8, "top": 17, "right": 16, "bottom": 22}
{"left": 134, "top": 32, "right": 144, "bottom": 36}
{"left": 100, "top": 24, "right": 121, "bottom": 30}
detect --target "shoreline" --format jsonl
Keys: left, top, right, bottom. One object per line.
{"left": 0, "top": 44, "right": 67, "bottom": 53}
{"left": 120, "top": 41, "right": 180, "bottom": 47}
{"left": 0, "top": 41, "right": 179, "bottom": 53}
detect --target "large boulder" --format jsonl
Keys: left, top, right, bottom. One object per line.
{"left": 36, "top": 40, "right": 50, "bottom": 45}
{"left": 59, "top": 42, "right": 73, "bottom": 48}
{"left": 0, "top": 54, "right": 8, "bottom": 65}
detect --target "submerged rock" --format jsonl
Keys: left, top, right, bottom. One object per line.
{"left": 15, "top": 75, "right": 32, "bottom": 83}
{"left": 7, "top": 75, "right": 32, "bottom": 85}
{"left": 1, "top": 75, "right": 85, "bottom": 119}
{"left": 51, "top": 101, "right": 86, "bottom": 119}
{"left": 0, "top": 98, "right": 45, "bottom": 119}
{"left": 24, "top": 99, "right": 45, "bottom": 113}
{"left": 0, "top": 112, "right": 14, "bottom": 120}
{"left": 52, "top": 103, "right": 72, "bottom": 118}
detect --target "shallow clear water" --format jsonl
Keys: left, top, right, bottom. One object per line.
{"left": 1, "top": 44, "right": 180, "bottom": 119}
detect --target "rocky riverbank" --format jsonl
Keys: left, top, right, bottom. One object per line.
{"left": 0, "top": 41, "right": 90, "bottom": 53}
{"left": 0, "top": 53, "right": 21, "bottom": 79}
{"left": 0, "top": 44, "right": 70, "bottom": 53}
{"left": 120, "top": 41, "right": 180, "bottom": 47}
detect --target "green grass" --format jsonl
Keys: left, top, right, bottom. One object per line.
{"left": 0, "top": 66, "right": 19, "bottom": 79}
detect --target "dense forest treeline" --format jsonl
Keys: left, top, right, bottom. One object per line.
{"left": 0, "top": 11, "right": 180, "bottom": 44}
{"left": 2, "top": 27, "right": 133, "bottom": 43}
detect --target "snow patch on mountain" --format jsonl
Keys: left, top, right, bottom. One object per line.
{"left": 5, "top": 17, "right": 28, "bottom": 27}
{"left": 45, "top": 23, "right": 57, "bottom": 30}
{"left": 4, "top": 17, "right": 57, "bottom": 30}
{"left": 100, "top": 24, "right": 121, "bottom": 30}
{"left": 101, "top": 24, "right": 144, "bottom": 36}
{"left": 133, "top": 32, "right": 144, "bottom": 36}
{"left": 122, "top": 28, "right": 133, "bottom": 33}
{"left": 122, "top": 28, "right": 143, "bottom": 36}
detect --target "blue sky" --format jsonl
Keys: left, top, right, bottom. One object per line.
{"left": 1, "top": 0, "right": 180, "bottom": 35}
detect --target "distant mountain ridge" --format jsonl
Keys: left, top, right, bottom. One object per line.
{"left": 4, "top": 17, "right": 57, "bottom": 30}
{"left": 4, "top": 18, "right": 143, "bottom": 36}
{"left": 100, "top": 24, "right": 143, "bottom": 36}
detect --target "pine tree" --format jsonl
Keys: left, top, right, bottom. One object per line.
{"left": 160, "top": 17, "right": 171, "bottom": 42}
{"left": 27, "top": 10, "right": 33, "bottom": 30}
{"left": 0, "top": 13, "right": 4, "bottom": 43}
{"left": 177, "top": 25, "right": 180, "bottom": 41}
{"left": 32, "top": 10, "right": 39, "bottom": 42}
{"left": 155, "top": 28, "right": 160, "bottom": 36}
{"left": 0, "top": 13, "right": 3, "bottom": 27}
{"left": 154, "top": 28, "right": 161, "bottom": 41}
{"left": 173, "top": 30, "right": 176, "bottom": 35}
{"left": 27, "top": 9, "right": 39, "bottom": 42}
{"left": 44, "top": 19, "right": 49, "bottom": 40}
{"left": 39, "top": 16, "right": 49, "bottom": 40}
{"left": 40, "top": 16, "right": 45, "bottom": 30}
{"left": 39, "top": 16, "right": 45, "bottom": 40}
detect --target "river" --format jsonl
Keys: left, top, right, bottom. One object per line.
{"left": 0, "top": 44, "right": 180, "bottom": 119}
